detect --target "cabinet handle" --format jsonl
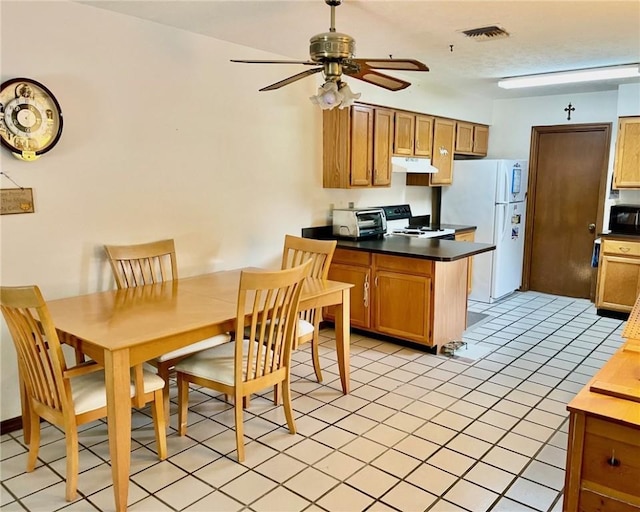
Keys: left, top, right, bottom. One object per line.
{"left": 619, "top": 246, "right": 630, "bottom": 253}
{"left": 375, "top": 276, "right": 378, "bottom": 287}
{"left": 608, "top": 450, "right": 620, "bottom": 467}
{"left": 364, "top": 274, "right": 369, "bottom": 308}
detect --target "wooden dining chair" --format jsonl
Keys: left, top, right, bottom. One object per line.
{"left": 281, "top": 235, "right": 337, "bottom": 383}
{"left": 175, "top": 260, "right": 312, "bottom": 462}
{"left": 0, "top": 285, "right": 167, "bottom": 502}
{"left": 104, "top": 239, "right": 231, "bottom": 417}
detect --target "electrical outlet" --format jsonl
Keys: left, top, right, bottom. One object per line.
{"left": 348, "top": 201, "right": 355, "bottom": 208}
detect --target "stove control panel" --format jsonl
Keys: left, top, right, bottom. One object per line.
{"left": 377, "top": 204, "right": 412, "bottom": 221}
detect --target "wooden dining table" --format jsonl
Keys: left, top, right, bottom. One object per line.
{"left": 45, "top": 268, "right": 352, "bottom": 512}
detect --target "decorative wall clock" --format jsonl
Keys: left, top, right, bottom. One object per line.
{"left": 0, "top": 78, "right": 63, "bottom": 161}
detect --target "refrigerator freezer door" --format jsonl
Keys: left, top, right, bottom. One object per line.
{"left": 499, "top": 160, "right": 528, "bottom": 203}
{"left": 440, "top": 160, "right": 500, "bottom": 244}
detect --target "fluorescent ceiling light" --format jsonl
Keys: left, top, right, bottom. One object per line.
{"left": 498, "top": 64, "right": 640, "bottom": 89}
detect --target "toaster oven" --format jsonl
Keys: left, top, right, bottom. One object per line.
{"left": 609, "top": 204, "right": 640, "bottom": 235}
{"left": 332, "top": 208, "right": 387, "bottom": 240}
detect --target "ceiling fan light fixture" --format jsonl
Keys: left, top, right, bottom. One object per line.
{"left": 309, "top": 80, "right": 361, "bottom": 110}
{"left": 498, "top": 64, "right": 640, "bottom": 89}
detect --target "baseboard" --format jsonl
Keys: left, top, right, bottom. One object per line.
{"left": 1, "top": 415, "right": 24, "bottom": 435}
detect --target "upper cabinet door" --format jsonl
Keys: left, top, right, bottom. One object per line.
{"left": 473, "top": 125, "right": 489, "bottom": 155}
{"left": 414, "top": 115, "right": 433, "bottom": 157}
{"left": 430, "top": 118, "right": 456, "bottom": 186}
{"left": 455, "top": 122, "right": 474, "bottom": 153}
{"left": 613, "top": 116, "right": 640, "bottom": 189}
{"left": 393, "top": 112, "right": 415, "bottom": 155}
{"left": 373, "top": 108, "right": 393, "bottom": 186}
{"left": 350, "top": 105, "right": 374, "bottom": 187}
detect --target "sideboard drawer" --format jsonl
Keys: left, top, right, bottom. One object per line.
{"left": 580, "top": 489, "right": 640, "bottom": 512}
{"left": 581, "top": 417, "right": 640, "bottom": 497}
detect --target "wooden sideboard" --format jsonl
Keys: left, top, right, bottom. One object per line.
{"left": 563, "top": 299, "right": 640, "bottom": 511}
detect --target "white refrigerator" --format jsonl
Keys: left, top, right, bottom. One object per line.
{"left": 441, "top": 159, "right": 528, "bottom": 303}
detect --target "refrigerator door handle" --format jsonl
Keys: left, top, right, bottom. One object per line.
{"left": 499, "top": 203, "right": 509, "bottom": 244}
{"left": 503, "top": 166, "right": 511, "bottom": 203}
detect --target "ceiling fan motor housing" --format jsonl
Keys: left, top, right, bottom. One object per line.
{"left": 310, "top": 32, "right": 355, "bottom": 62}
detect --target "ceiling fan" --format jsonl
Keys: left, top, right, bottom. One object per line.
{"left": 231, "top": 0, "right": 429, "bottom": 107}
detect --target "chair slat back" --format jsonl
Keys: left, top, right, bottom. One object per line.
{"left": 0, "top": 286, "right": 71, "bottom": 415}
{"left": 105, "top": 239, "right": 177, "bottom": 289}
{"left": 281, "top": 235, "right": 337, "bottom": 280}
{"left": 236, "top": 261, "right": 311, "bottom": 383}
{"left": 281, "top": 235, "right": 337, "bottom": 324}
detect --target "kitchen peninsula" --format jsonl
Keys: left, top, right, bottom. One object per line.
{"left": 303, "top": 227, "right": 495, "bottom": 352}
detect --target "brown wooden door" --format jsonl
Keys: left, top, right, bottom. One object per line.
{"left": 524, "top": 124, "right": 610, "bottom": 298}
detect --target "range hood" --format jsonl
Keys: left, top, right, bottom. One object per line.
{"left": 391, "top": 156, "right": 439, "bottom": 173}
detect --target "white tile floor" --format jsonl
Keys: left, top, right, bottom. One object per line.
{"left": 0, "top": 291, "right": 626, "bottom": 512}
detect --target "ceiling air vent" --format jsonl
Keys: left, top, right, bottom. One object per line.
{"left": 460, "top": 25, "right": 510, "bottom": 41}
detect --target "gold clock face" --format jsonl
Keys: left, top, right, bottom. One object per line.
{"left": 0, "top": 78, "right": 63, "bottom": 161}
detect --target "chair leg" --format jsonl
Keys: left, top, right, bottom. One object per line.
{"left": 156, "top": 363, "right": 172, "bottom": 424}
{"left": 234, "top": 391, "right": 245, "bottom": 462}
{"left": 151, "top": 389, "right": 167, "bottom": 460}
{"left": 177, "top": 373, "right": 189, "bottom": 436}
{"left": 64, "top": 426, "right": 79, "bottom": 501}
{"left": 311, "top": 334, "right": 323, "bottom": 383}
{"left": 281, "top": 377, "right": 297, "bottom": 435}
{"left": 20, "top": 381, "right": 31, "bottom": 446}
{"left": 273, "top": 383, "right": 281, "bottom": 406}
{"left": 26, "top": 408, "right": 40, "bottom": 472}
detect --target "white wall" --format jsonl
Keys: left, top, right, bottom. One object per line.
{"left": 0, "top": 1, "right": 490, "bottom": 420}
{"left": 491, "top": 90, "right": 629, "bottom": 229}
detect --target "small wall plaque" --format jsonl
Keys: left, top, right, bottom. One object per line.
{"left": 1, "top": 188, "right": 34, "bottom": 215}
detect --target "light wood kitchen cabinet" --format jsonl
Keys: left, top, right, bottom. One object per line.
{"left": 324, "top": 249, "right": 371, "bottom": 328}
{"left": 325, "top": 248, "right": 468, "bottom": 349}
{"left": 455, "top": 122, "right": 489, "bottom": 156}
{"left": 595, "top": 238, "right": 640, "bottom": 313}
{"left": 373, "top": 108, "right": 394, "bottom": 186}
{"left": 612, "top": 116, "right": 640, "bottom": 189}
{"left": 373, "top": 254, "right": 433, "bottom": 344}
{"left": 323, "top": 104, "right": 393, "bottom": 188}
{"left": 455, "top": 230, "right": 475, "bottom": 294}
{"left": 429, "top": 118, "right": 456, "bottom": 186}
{"left": 393, "top": 112, "right": 433, "bottom": 157}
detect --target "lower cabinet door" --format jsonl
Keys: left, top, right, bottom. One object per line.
{"left": 597, "top": 255, "right": 640, "bottom": 311}
{"left": 373, "top": 270, "right": 431, "bottom": 344}
{"left": 326, "top": 263, "right": 371, "bottom": 329}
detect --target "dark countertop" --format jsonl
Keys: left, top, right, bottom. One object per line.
{"left": 334, "top": 236, "right": 495, "bottom": 262}
{"left": 440, "top": 223, "right": 477, "bottom": 232}
{"left": 598, "top": 231, "right": 640, "bottom": 241}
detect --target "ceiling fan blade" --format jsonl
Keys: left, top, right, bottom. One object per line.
{"left": 345, "top": 67, "right": 411, "bottom": 91}
{"left": 231, "top": 59, "right": 317, "bottom": 65}
{"left": 259, "top": 67, "right": 323, "bottom": 91}
{"left": 352, "top": 58, "right": 429, "bottom": 72}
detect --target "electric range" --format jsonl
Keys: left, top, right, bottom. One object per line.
{"left": 376, "top": 204, "right": 456, "bottom": 239}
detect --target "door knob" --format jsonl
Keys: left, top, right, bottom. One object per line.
{"left": 588, "top": 223, "right": 596, "bottom": 233}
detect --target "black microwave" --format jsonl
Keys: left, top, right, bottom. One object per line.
{"left": 609, "top": 204, "right": 640, "bottom": 234}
